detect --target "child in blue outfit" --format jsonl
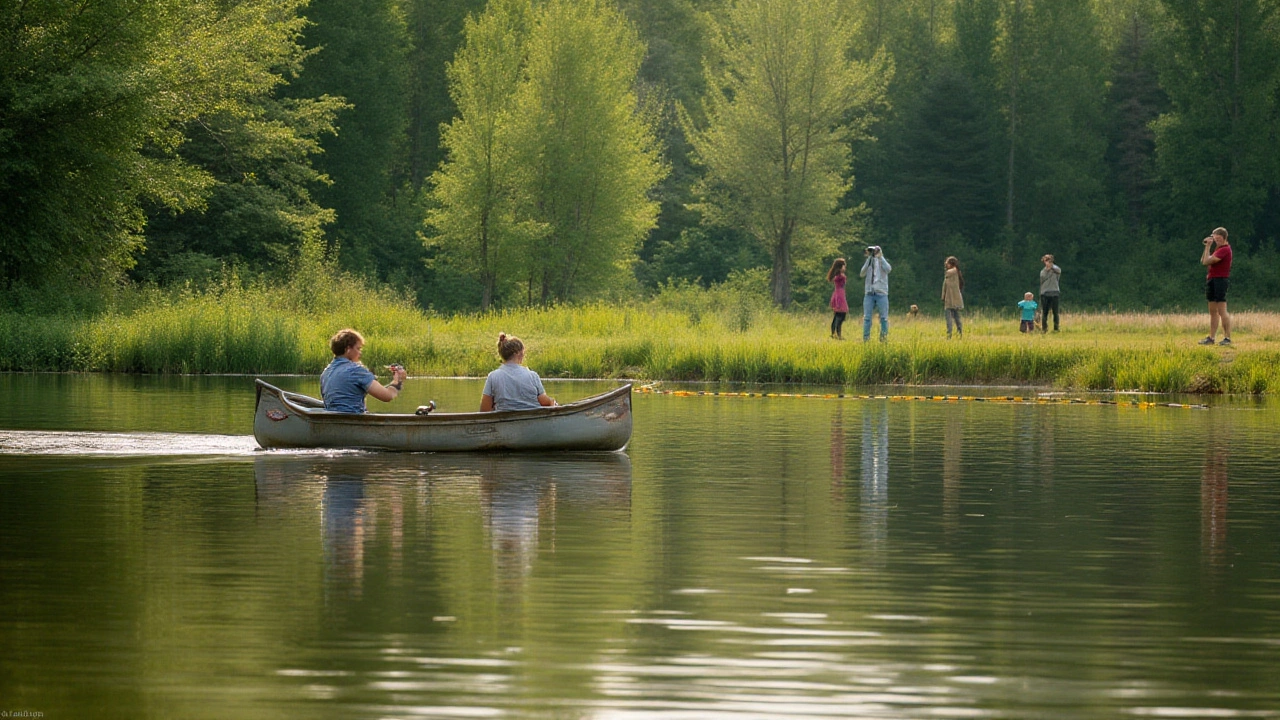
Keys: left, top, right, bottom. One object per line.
{"left": 1018, "top": 292, "right": 1038, "bottom": 333}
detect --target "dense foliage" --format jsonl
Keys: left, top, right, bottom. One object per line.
{"left": 4, "top": 0, "right": 1280, "bottom": 311}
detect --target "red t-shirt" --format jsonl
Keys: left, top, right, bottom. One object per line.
{"left": 1207, "top": 244, "right": 1232, "bottom": 278}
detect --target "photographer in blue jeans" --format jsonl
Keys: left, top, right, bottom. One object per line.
{"left": 859, "top": 245, "right": 892, "bottom": 342}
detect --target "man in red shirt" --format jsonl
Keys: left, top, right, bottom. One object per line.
{"left": 1198, "top": 227, "right": 1232, "bottom": 346}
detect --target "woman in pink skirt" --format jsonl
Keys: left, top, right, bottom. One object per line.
{"left": 827, "top": 258, "right": 849, "bottom": 339}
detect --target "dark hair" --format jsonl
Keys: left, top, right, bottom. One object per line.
{"left": 497, "top": 333, "right": 524, "bottom": 361}
{"left": 945, "top": 256, "right": 964, "bottom": 291}
{"left": 329, "top": 328, "right": 364, "bottom": 357}
{"left": 826, "top": 258, "right": 847, "bottom": 282}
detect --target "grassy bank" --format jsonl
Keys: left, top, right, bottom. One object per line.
{"left": 2, "top": 279, "right": 1279, "bottom": 393}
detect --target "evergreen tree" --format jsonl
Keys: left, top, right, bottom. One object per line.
{"left": 286, "top": 0, "right": 411, "bottom": 276}
{"left": 404, "top": 0, "right": 489, "bottom": 191}
{"left": 1106, "top": 10, "right": 1166, "bottom": 229}
{"left": 1152, "top": 0, "right": 1280, "bottom": 243}
{"left": 1003, "top": 0, "right": 1109, "bottom": 252}
{"left": 685, "top": 0, "right": 891, "bottom": 308}
{"left": 617, "top": 0, "right": 720, "bottom": 289}
{"left": 878, "top": 66, "right": 1001, "bottom": 252}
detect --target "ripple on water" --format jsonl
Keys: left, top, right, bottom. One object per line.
{"left": 0, "top": 430, "right": 260, "bottom": 456}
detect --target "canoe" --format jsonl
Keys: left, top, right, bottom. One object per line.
{"left": 253, "top": 379, "right": 632, "bottom": 452}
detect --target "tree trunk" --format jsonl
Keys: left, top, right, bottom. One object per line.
{"left": 1005, "top": 0, "right": 1021, "bottom": 229}
{"left": 770, "top": 230, "right": 793, "bottom": 308}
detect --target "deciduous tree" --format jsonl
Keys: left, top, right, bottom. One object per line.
{"left": 685, "top": 0, "right": 891, "bottom": 307}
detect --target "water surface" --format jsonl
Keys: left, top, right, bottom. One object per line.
{"left": 1, "top": 374, "right": 1278, "bottom": 719}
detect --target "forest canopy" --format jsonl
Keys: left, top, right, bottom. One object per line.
{"left": 3, "top": 0, "right": 1280, "bottom": 311}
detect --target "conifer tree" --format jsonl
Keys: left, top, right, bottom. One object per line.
{"left": 1152, "top": 0, "right": 1280, "bottom": 241}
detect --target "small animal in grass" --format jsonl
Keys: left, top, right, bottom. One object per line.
{"left": 907, "top": 304, "right": 920, "bottom": 320}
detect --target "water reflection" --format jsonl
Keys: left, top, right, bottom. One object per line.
{"left": 943, "top": 411, "right": 962, "bottom": 532}
{"left": 253, "top": 452, "right": 632, "bottom": 596}
{"left": 860, "top": 404, "right": 889, "bottom": 557}
{"left": 1201, "top": 437, "right": 1229, "bottom": 568}
{"left": 829, "top": 406, "right": 845, "bottom": 501}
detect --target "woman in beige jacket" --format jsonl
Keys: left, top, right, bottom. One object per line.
{"left": 942, "top": 256, "right": 964, "bottom": 339}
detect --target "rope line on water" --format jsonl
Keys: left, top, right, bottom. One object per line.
{"left": 636, "top": 384, "right": 1208, "bottom": 410}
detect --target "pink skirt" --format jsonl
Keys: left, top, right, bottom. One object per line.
{"left": 830, "top": 286, "right": 848, "bottom": 313}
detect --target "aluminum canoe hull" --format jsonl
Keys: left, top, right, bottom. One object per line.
{"left": 253, "top": 379, "right": 632, "bottom": 452}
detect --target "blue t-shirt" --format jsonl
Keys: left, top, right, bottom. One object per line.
{"left": 1017, "top": 299, "right": 1038, "bottom": 321}
{"left": 320, "top": 357, "right": 377, "bottom": 413}
{"left": 482, "top": 362, "right": 547, "bottom": 411}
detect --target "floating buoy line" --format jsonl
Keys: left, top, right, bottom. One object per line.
{"left": 636, "top": 384, "right": 1208, "bottom": 410}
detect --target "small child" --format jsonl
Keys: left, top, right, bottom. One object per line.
{"left": 1017, "top": 292, "right": 1038, "bottom": 333}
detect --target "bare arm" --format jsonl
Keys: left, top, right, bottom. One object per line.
{"left": 538, "top": 393, "right": 556, "bottom": 407}
{"left": 366, "top": 366, "right": 407, "bottom": 403}
{"left": 1201, "top": 240, "right": 1218, "bottom": 266}
{"left": 480, "top": 394, "right": 494, "bottom": 412}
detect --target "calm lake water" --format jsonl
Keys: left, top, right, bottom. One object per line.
{"left": 1, "top": 373, "right": 1278, "bottom": 719}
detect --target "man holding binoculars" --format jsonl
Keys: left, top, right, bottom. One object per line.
{"left": 1199, "top": 227, "right": 1232, "bottom": 346}
{"left": 859, "top": 245, "right": 892, "bottom": 342}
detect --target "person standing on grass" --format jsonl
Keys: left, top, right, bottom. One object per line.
{"left": 1199, "top": 227, "right": 1233, "bottom": 346}
{"left": 320, "top": 328, "right": 406, "bottom": 413}
{"left": 827, "top": 258, "right": 849, "bottom": 340}
{"left": 1017, "top": 292, "right": 1038, "bottom": 334}
{"left": 859, "top": 245, "right": 892, "bottom": 342}
{"left": 1039, "top": 254, "right": 1061, "bottom": 333}
{"left": 942, "top": 256, "right": 964, "bottom": 339}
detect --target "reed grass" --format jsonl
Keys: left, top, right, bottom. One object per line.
{"left": 1, "top": 278, "right": 1278, "bottom": 393}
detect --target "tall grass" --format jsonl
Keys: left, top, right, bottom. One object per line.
{"left": 1, "top": 271, "right": 1278, "bottom": 393}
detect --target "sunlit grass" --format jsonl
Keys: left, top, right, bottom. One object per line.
{"left": 1, "top": 277, "right": 1277, "bottom": 393}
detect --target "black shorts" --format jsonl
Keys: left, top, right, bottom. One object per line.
{"left": 1206, "top": 277, "right": 1229, "bottom": 303}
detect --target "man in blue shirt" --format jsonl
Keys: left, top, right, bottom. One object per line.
{"left": 319, "top": 329, "right": 407, "bottom": 413}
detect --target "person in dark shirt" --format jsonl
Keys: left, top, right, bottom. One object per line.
{"left": 1198, "top": 227, "right": 1233, "bottom": 346}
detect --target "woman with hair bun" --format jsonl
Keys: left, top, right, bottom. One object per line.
{"left": 480, "top": 333, "right": 557, "bottom": 411}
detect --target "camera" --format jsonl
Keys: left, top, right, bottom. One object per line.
{"left": 865, "top": 245, "right": 881, "bottom": 256}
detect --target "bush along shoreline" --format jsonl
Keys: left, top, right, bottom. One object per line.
{"left": 1, "top": 279, "right": 1277, "bottom": 394}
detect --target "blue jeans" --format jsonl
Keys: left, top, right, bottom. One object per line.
{"left": 863, "top": 293, "right": 889, "bottom": 341}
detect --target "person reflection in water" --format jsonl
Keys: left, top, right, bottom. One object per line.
{"left": 1201, "top": 438, "right": 1229, "bottom": 567}
{"left": 830, "top": 406, "right": 845, "bottom": 501}
{"left": 943, "top": 412, "right": 962, "bottom": 533}
{"left": 860, "top": 405, "right": 889, "bottom": 559}
{"left": 323, "top": 472, "right": 367, "bottom": 597}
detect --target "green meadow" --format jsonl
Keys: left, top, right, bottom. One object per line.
{"left": 2, "top": 276, "right": 1278, "bottom": 394}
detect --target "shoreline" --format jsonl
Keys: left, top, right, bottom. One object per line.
{"left": 4, "top": 301, "right": 1278, "bottom": 394}
{"left": 5, "top": 369, "right": 1268, "bottom": 399}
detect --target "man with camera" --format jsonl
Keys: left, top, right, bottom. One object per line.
{"left": 859, "top": 245, "right": 892, "bottom": 342}
{"left": 1199, "top": 227, "right": 1232, "bottom": 346}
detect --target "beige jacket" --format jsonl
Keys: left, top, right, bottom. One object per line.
{"left": 942, "top": 268, "right": 964, "bottom": 310}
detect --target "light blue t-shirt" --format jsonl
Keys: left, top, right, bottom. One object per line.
{"left": 320, "top": 357, "right": 377, "bottom": 413}
{"left": 482, "top": 362, "right": 547, "bottom": 411}
{"left": 1018, "top": 299, "right": 1038, "bottom": 321}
